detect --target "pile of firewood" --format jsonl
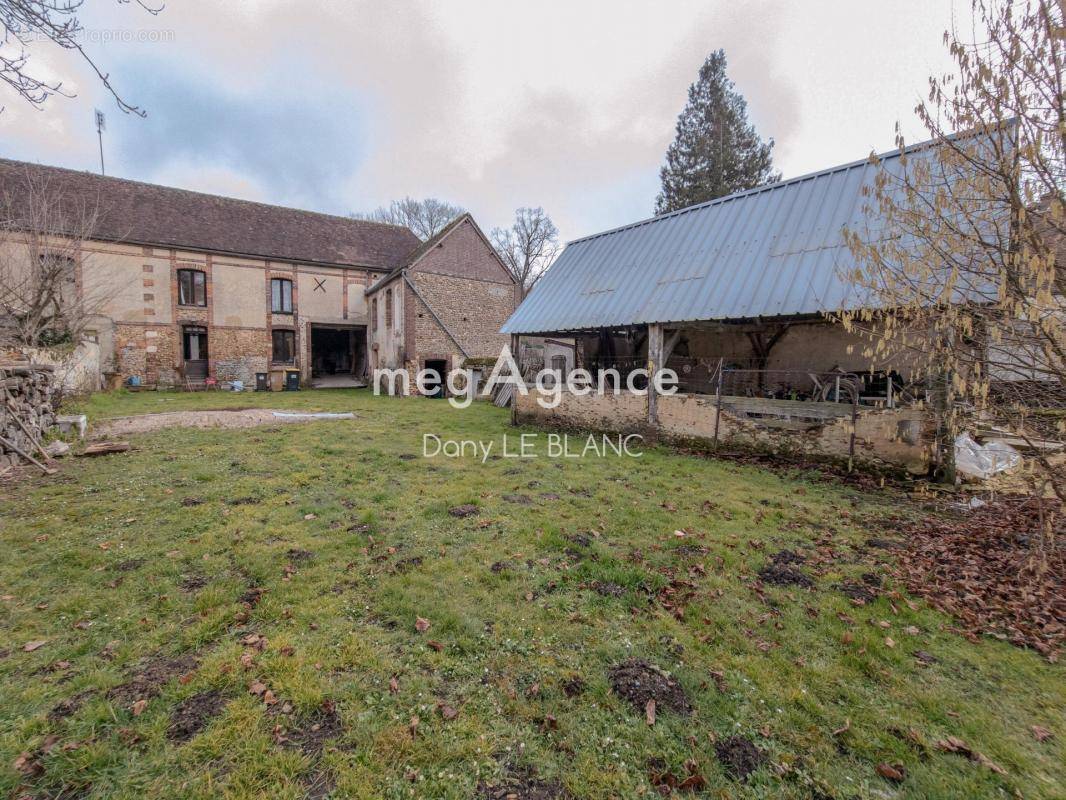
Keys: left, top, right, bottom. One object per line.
{"left": 0, "top": 360, "right": 59, "bottom": 472}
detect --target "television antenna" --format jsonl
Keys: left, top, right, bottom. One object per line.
{"left": 94, "top": 109, "right": 106, "bottom": 175}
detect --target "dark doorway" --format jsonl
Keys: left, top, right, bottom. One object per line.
{"left": 182, "top": 326, "right": 208, "bottom": 379}
{"left": 310, "top": 325, "right": 366, "bottom": 387}
{"left": 423, "top": 359, "right": 448, "bottom": 398}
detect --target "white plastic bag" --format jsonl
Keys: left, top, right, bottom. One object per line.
{"left": 954, "top": 433, "right": 1022, "bottom": 479}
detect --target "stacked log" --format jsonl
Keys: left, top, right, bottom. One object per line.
{"left": 0, "top": 361, "right": 58, "bottom": 468}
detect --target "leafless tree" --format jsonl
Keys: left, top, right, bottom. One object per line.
{"left": 352, "top": 197, "right": 464, "bottom": 241}
{"left": 0, "top": 164, "right": 112, "bottom": 348}
{"left": 841, "top": 0, "right": 1063, "bottom": 565}
{"left": 491, "top": 207, "right": 561, "bottom": 297}
{"left": 0, "top": 0, "right": 160, "bottom": 115}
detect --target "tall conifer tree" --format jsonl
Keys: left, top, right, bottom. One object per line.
{"left": 655, "top": 50, "right": 778, "bottom": 214}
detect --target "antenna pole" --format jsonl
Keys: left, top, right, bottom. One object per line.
{"left": 94, "top": 110, "right": 106, "bottom": 175}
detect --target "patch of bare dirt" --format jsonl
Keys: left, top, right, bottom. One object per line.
{"left": 304, "top": 770, "right": 336, "bottom": 800}
{"left": 180, "top": 574, "right": 208, "bottom": 593}
{"left": 714, "top": 736, "right": 766, "bottom": 781}
{"left": 838, "top": 573, "right": 881, "bottom": 603}
{"left": 757, "top": 549, "right": 814, "bottom": 587}
{"left": 106, "top": 652, "right": 198, "bottom": 705}
{"left": 449, "top": 504, "right": 479, "bottom": 518}
{"left": 607, "top": 659, "right": 692, "bottom": 716}
{"left": 561, "top": 675, "right": 586, "bottom": 698}
{"left": 394, "top": 556, "right": 423, "bottom": 574}
{"left": 112, "top": 558, "right": 145, "bottom": 572}
{"left": 478, "top": 766, "right": 570, "bottom": 800}
{"left": 768, "top": 549, "right": 806, "bottom": 565}
{"left": 892, "top": 498, "right": 1065, "bottom": 659}
{"left": 48, "top": 691, "right": 93, "bottom": 722}
{"left": 281, "top": 701, "right": 344, "bottom": 755}
{"left": 758, "top": 561, "right": 813, "bottom": 588}
{"left": 239, "top": 587, "right": 266, "bottom": 607}
{"left": 566, "top": 533, "right": 591, "bottom": 548}
{"left": 167, "top": 690, "right": 228, "bottom": 742}
{"left": 91, "top": 409, "right": 351, "bottom": 439}
{"left": 226, "top": 495, "right": 261, "bottom": 506}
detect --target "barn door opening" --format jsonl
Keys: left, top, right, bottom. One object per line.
{"left": 310, "top": 324, "right": 366, "bottom": 387}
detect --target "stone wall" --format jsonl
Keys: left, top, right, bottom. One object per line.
{"left": 515, "top": 389, "right": 931, "bottom": 473}
{"left": 212, "top": 327, "right": 271, "bottom": 384}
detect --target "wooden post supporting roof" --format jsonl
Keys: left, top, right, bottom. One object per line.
{"left": 647, "top": 323, "right": 663, "bottom": 426}
{"left": 510, "top": 334, "right": 520, "bottom": 427}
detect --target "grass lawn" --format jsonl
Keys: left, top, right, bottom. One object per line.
{"left": 1, "top": 389, "right": 1062, "bottom": 799}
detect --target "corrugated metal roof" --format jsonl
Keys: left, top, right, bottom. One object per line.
{"left": 501, "top": 141, "right": 930, "bottom": 335}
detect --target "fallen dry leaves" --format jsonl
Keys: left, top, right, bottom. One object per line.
{"left": 876, "top": 762, "right": 906, "bottom": 782}
{"left": 437, "top": 702, "right": 459, "bottom": 721}
{"left": 892, "top": 499, "right": 1064, "bottom": 660}
{"left": 1031, "top": 725, "right": 1053, "bottom": 742}
{"left": 936, "top": 736, "right": 1007, "bottom": 775}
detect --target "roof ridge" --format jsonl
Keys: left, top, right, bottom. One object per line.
{"left": 0, "top": 157, "right": 413, "bottom": 235}
{"left": 564, "top": 133, "right": 947, "bottom": 247}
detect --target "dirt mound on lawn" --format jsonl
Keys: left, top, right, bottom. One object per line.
{"left": 107, "top": 652, "right": 198, "bottom": 704}
{"left": 714, "top": 736, "right": 766, "bottom": 781}
{"left": 167, "top": 690, "right": 228, "bottom": 742}
{"left": 608, "top": 658, "right": 692, "bottom": 715}
{"left": 478, "top": 767, "right": 570, "bottom": 800}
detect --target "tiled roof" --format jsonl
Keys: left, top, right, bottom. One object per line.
{"left": 0, "top": 158, "right": 421, "bottom": 269}
{"left": 364, "top": 213, "right": 471, "bottom": 295}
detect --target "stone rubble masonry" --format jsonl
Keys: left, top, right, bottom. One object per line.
{"left": 515, "top": 390, "right": 931, "bottom": 473}
{"left": 408, "top": 271, "right": 515, "bottom": 363}
{"left": 368, "top": 216, "right": 519, "bottom": 396}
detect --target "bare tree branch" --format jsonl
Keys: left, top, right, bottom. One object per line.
{"left": 0, "top": 0, "right": 159, "bottom": 115}
{"left": 0, "top": 164, "right": 116, "bottom": 348}
{"left": 491, "top": 207, "right": 560, "bottom": 298}
{"left": 840, "top": 0, "right": 1064, "bottom": 563}
{"left": 351, "top": 197, "right": 464, "bottom": 241}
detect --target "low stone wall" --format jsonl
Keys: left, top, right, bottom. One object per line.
{"left": 515, "top": 390, "right": 931, "bottom": 473}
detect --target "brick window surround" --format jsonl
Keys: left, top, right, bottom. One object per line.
{"left": 271, "top": 328, "right": 295, "bottom": 363}
{"left": 271, "top": 278, "right": 294, "bottom": 314}
{"left": 177, "top": 268, "right": 207, "bottom": 306}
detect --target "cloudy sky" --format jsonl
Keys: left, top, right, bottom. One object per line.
{"left": 0, "top": 0, "right": 970, "bottom": 244}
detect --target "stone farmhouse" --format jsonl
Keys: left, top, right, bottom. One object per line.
{"left": 365, "top": 213, "right": 518, "bottom": 394}
{"left": 0, "top": 159, "right": 515, "bottom": 391}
